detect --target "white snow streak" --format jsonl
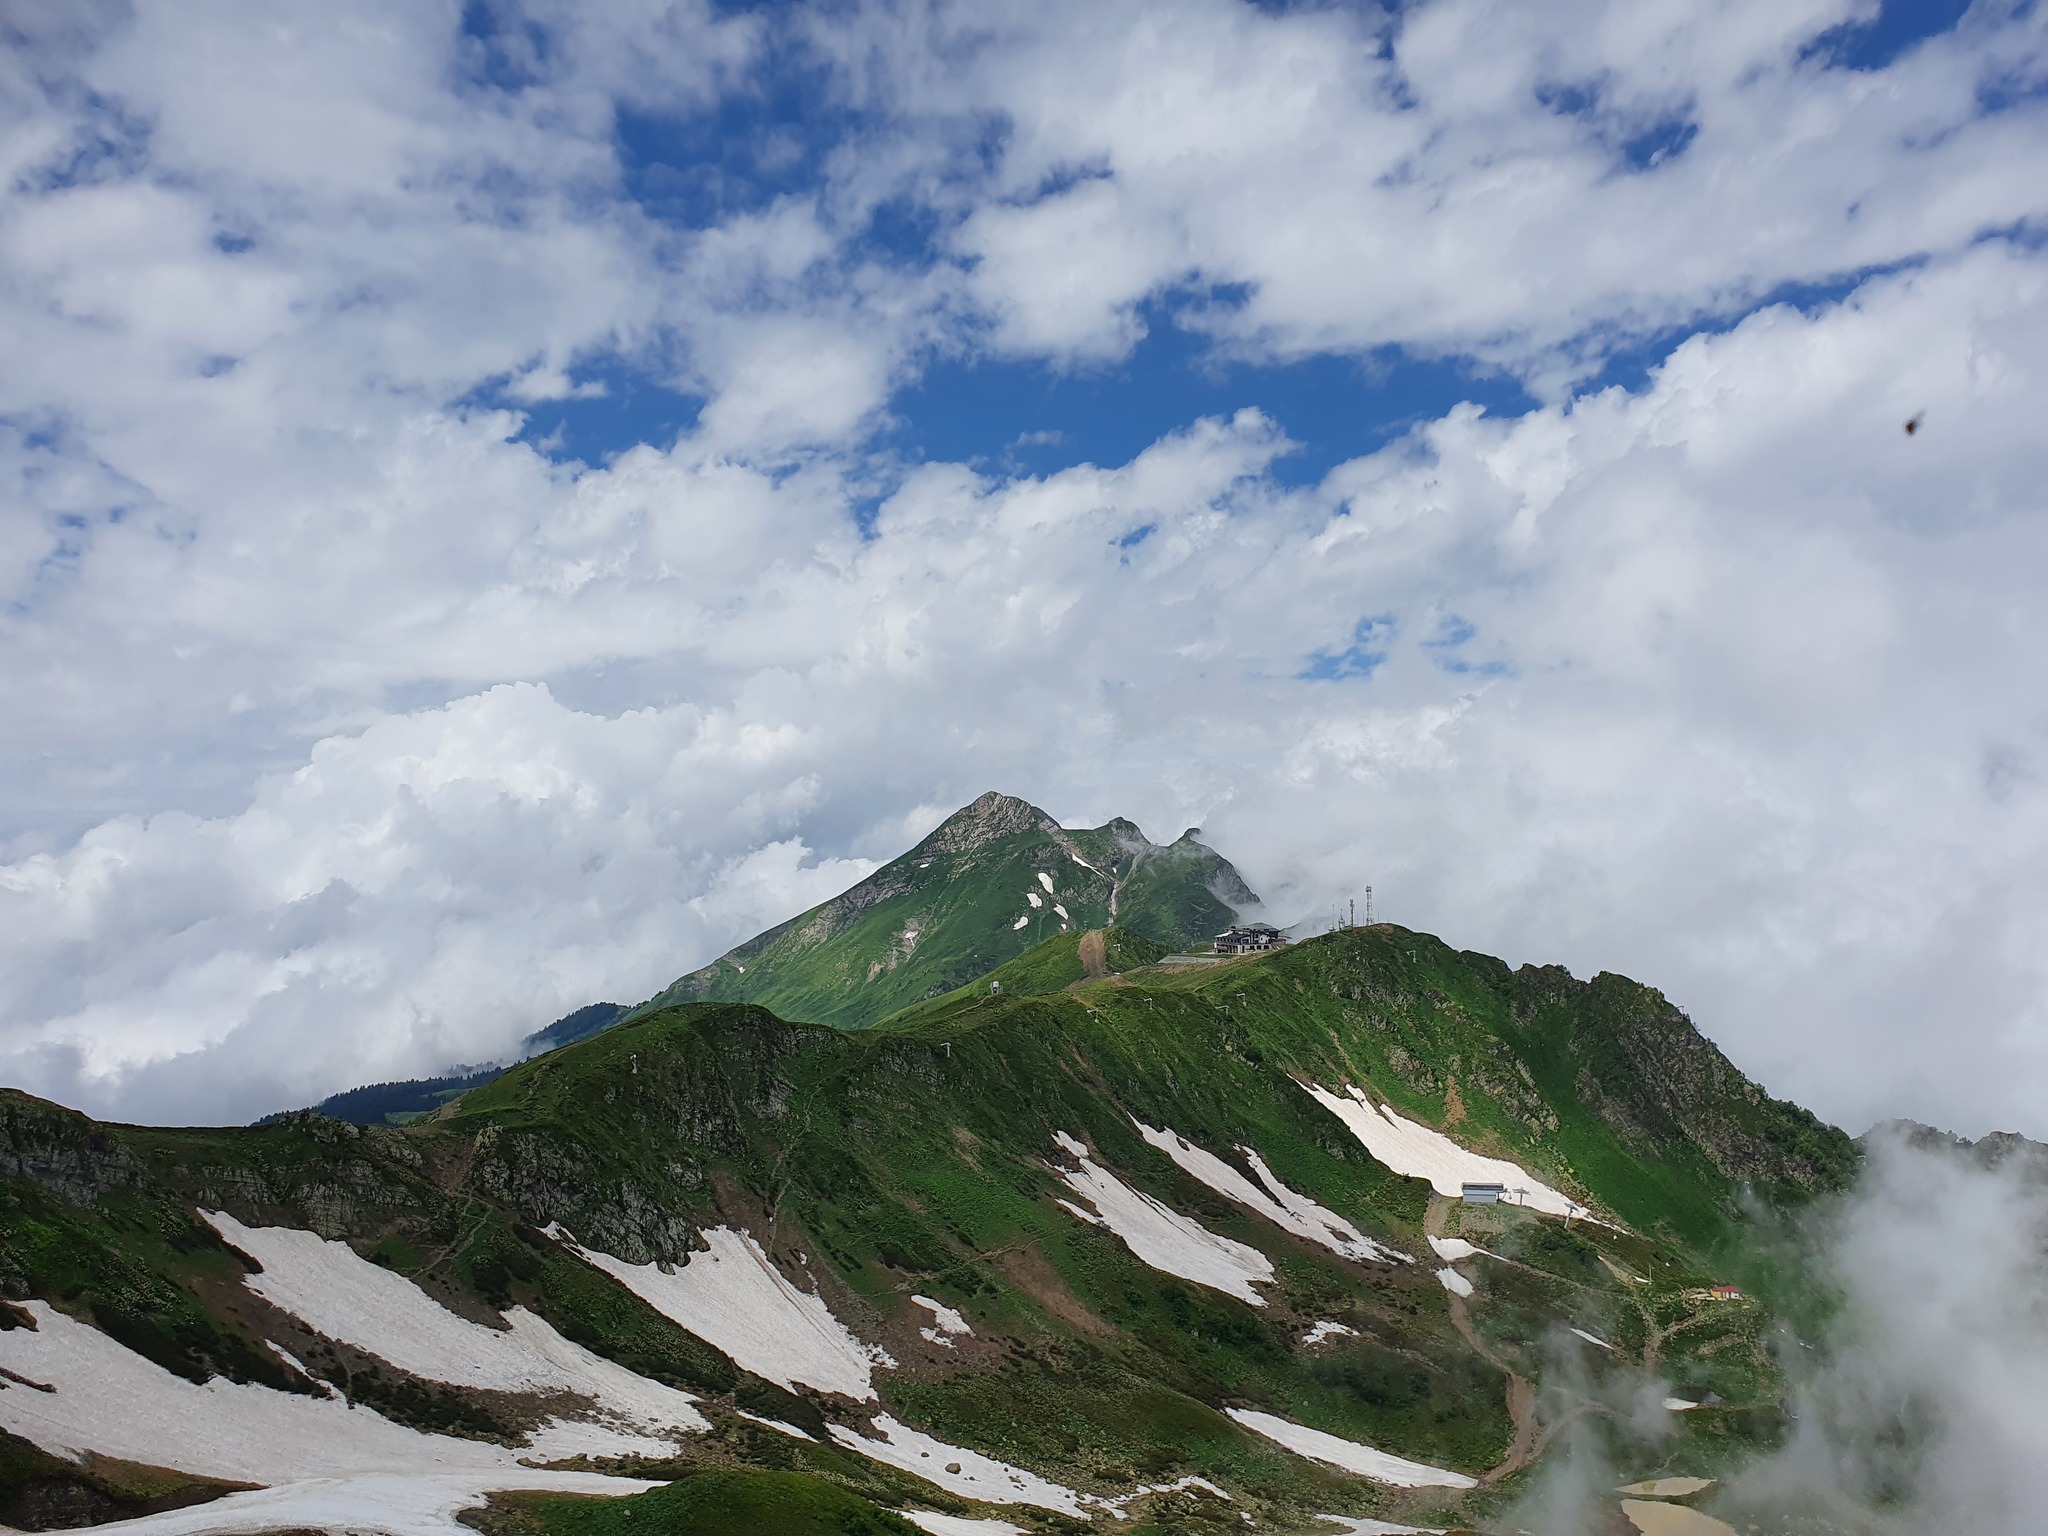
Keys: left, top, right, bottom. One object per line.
{"left": 827, "top": 1414, "right": 1091, "bottom": 1516}
{"left": 1301, "top": 1321, "right": 1359, "bottom": 1347}
{"left": 902, "top": 1513, "right": 1028, "bottom": 1536}
{"left": 1312, "top": 1519, "right": 1446, "bottom": 1535}
{"left": 1662, "top": 1397, "right": 1701, "bottom": 1412}
{"left": 1132, "top": 1120, "right": 1407, "bottom": 1264}
{"left": 1013, "top": 915, "right": 1030, "bottom": 930}
{"left": 1570, "top": 1327, "right": 1615, "bottom": 1351}
{"left": 1435, "top": 1267, "right": 1475, "bottom": 1298}
{"left": 556, "top": 1226, "right": 894, "bottom": 1401}
{"left": 1302, "top": 1083, "right": 1584, "bottom": 1217}
{"left": 1027, "top": 891, "right": 1044, "bottom": 908}
{"left": 1051, "top": 1134, "right": 1274, "bottom": 1305}
{"left": 1426, "top": 1236, "right": 1482, "bottom": 1262}
{"left": 1037, "top": 873, "right": 1056, "bottom": 893}
{"left": 1226, "top": 1409, "right": 1478, "bottom": 1489}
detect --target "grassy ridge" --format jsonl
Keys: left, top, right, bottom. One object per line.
{"left": 475, "top": 1469, "right": 923, "bottom": 1536}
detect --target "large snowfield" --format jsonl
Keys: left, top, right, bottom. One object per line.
{"left": 1302, "top": 1083, "right": 1584, "bottom": 1217}
{"left": 0, "top": 1302, "right": 660, "bottom": 1533}
{"left": 206, "top": 1212, "right": 709, "bottom": 1447}
{"left": 1131, "top": 1120, "right": 1410, "bottom": 1264}
{"left": 554, "top": 1224, "right": 896, "bottom": 1400}
{"left": 1225, "top": 1409, "right": 1479, "bottom": 1489}
{"left": 1052, "top": 1131, "right": 1275, "bottom": 1304}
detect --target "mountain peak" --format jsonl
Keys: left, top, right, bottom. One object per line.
{"left": 914, "top": 791, "right": 1059, "bottom": 856}
{"left": 642, "top": 793, "right": 1258, "bottom": 1028}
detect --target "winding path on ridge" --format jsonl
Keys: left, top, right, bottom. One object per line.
{"left": 1424, "top": 1195, "right": 1556, "bottom": 1485}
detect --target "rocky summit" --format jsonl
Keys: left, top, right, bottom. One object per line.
{"left": 0, "top": 794, "right": 1856, "bottom": 1536}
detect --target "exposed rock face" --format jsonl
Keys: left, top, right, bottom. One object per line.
{"left": 0, "top": 1090, "right": 144, "bottom": 1206}
{"left": 913, "top": 792, "right": 1060, "bottom": 857}
{"left": 1556, "top": 975, "right": 1854, "bottom": 1195}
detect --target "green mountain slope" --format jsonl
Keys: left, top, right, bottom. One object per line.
{"left": 639, "top": 792, "right": 1258, "bottom": 1029}
{"left": 0, "top": 923, "right": 1851, "bottom": 1536}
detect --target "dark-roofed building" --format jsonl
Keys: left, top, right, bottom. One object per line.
{"left": 1215, "top": 923, "right": 1286, "bottom": 955}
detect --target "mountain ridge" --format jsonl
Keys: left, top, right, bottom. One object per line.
{"left": 0, "top": 795, "right": 1866, "bottom": 1536}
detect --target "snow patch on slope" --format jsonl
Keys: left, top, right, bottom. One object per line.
{"left": 902, "top": 1513, "right": 1029, "bottom": 1536}
{"left": 205, "top": 1214, "right": 706, "bottom": 1444}
{"left": 1132, "top": 1120, "right": 1408, "bottom": 1263}
{"left": 913, "top": 1295, "right": 972, "bottom": 1347}
{"left": 1302, "top": 1321, "right": 1358, "bottom": 1347}
{"left": 1426, "top": 1236, "right": 1483, "bottom": 1262}
{"left": 0, "top": 1301, "right": 661, "bottom": 1499}
{"left": 828, "top": 1414, "right": 1091, "bottom": 1516}
{"left": 20, "top": 1473, "right": 659, "bottom": 1536}
{"left": 1226, "top": 1408, "right": 1478, "bottom": 1489}
{"left": 1435, "top": 1267, "right": 1475, "bottom": 1298}
{"left": 1302, "top": 1083, "right": 1585, "bottom": 1217}
{"left": 1050, "top": 1133, "right": 1273, "bottom": 1305}
{"left": 555, "top": 1226, "right": 894, "bottom": 1400}
{"left": 1037, "top": 873, "right": 1056, "bottom": 893}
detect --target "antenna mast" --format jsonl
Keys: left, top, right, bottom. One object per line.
{"left": 1364, "top": 885, "right": 1374, "bottom": 926}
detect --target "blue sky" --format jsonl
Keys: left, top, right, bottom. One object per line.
{"left": 2, "top": 0, "right": 2047, "bottom": 1135}
{"left": 473, "top": 0, "right": 1995, "bottom": 479}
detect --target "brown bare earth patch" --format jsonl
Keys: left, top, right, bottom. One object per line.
{"left": 995, "top": 1247, "right": 1110, "bottom": 1336}
{"left": 1443, "top": 1077, "right": 1467, "bottom": 1126}
{"left": 1077, "top": 929, "right": 1108, "bottom": 979}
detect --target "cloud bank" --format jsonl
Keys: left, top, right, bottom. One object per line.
{"left": 1512, "top": 1128, "right": 2048, "bottom": 1535}
{"left": 1, "top": 0, "right": 2045, "bottom": 1127}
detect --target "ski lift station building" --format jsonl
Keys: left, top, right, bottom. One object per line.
{"left": 1215, "top": 923, "right": 1286, "bottom": 955}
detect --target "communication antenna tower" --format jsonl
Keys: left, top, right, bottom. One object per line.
{"left": 1348, "top": 897, "right": 1355, "bottom": 930}
{"left": 1364, "top": 885, "right": 1374, "bottom": 926}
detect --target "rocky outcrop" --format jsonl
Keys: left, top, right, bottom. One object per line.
{"left": 1560, "top": 974, "right": 1855, "bottom": 1195}
{"left": 911, "top": 791, "right": 1060, "bottom": 857}
{"left": 0, "top": 1090, "right": 145, "bottom": 1206}
{"left": 1869, "top": 1119, "right": 2048, "bottom": 1179}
